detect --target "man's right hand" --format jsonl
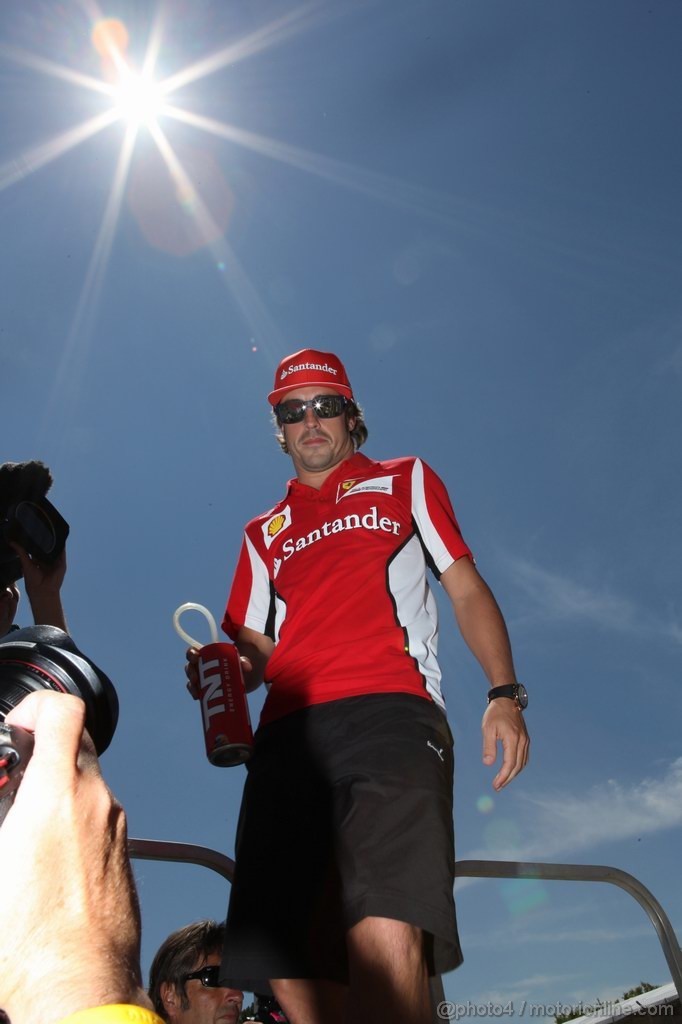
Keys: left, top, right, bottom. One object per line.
{"left": 185, "top": 646, "right": 201, "bottom": 698}
{"left": 185, "top": 646, "right": 256, "bottom": 699}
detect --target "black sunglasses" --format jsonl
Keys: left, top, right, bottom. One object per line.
{"left": 275, "top": 394, "right": 349, "bottom": 425}
{"left": 182, "top": 964, "right": 221, "bottom": 988}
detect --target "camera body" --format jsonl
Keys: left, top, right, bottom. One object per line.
{"left": 249, "top": 996, "right": 289, "bottom": 1022}
{"left": 0, "top": 722, "right": 34, "bottom": 826}
{"left": 0, "top": 625, "right": 118, "bottom": 825}
{"left": 0, "top": 461, "right": 69, "bottom": 586}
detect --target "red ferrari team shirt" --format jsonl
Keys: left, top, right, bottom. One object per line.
{"left": 223, "top": 452, "right": 473, "bottom": 726}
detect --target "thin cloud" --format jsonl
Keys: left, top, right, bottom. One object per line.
{"left": 465, "top": 757, "right": 682, "bottom": 862}
{"left": 469, "top": 972, "right": 583, "bottom": 1011}
{"left": 665, "top": 620, "right": 682, "bottom": 644}
{"left": 465, "top": 922, "right": 654, "bottom": 950}
{"left": 504, "top": 556, "right": 682, "bottom": 645}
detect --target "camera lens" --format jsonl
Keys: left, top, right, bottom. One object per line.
{"left": 14, "top": 502, "right": 57, "bottom": 557}
{"left": 0, "top": 625, "right": 118, "bottom": 754}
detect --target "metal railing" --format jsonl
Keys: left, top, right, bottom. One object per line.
{"left": 129, "top": 842, "right": 682, "bottom": 1017}
{"left": 455, "top": 859, "right": 682, "bottom": 997}
{"left": 130, "top": 837, "right": 235, "bottom": 880}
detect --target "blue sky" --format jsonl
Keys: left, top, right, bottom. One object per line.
{"left": 2, "top": 0, "right": 681, "bottom": 1015}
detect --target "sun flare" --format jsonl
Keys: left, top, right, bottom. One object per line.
{"left": 112, "top": 70, "right": 165, "bottom": 128}
{"left": 0, "top": 3, "right": 347, "bottom": 349}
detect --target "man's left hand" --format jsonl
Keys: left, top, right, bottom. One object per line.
{"left": 482, "top": 698, "right": 530, "bottom": 790}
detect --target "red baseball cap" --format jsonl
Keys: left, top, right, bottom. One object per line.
{"left": 268, "top": 348, "right": 353, "bottom": 406}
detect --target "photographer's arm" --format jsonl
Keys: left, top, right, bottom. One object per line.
{"left": 0, "top": 692, "right": 156, "bottom": 1024}
{"left": 13, "top": 544, "right": 68, "bottom": 631}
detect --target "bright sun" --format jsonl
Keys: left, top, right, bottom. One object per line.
{"left": 112, "top": 70, "right": 164, "bottom": 128}
{"left": 90, "top": 18, "right": 164, "bottom": 129}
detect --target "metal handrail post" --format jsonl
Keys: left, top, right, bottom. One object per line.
{"left": 129, "top": 837, "right": 235, "bottom": 881}
{"left": 456, "top": 859, "right": 682, "bottom": 998}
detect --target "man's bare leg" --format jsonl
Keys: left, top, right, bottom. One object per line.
{"left": 270, "top": 978, "right": 347, "bottom": 1024}
{"left": 271, "top": 918, "right": 430, "bottom": 1024}
{"left": 345, "top": 916, "right": 430, "bottom": 1024}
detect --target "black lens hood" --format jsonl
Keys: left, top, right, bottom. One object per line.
{"left": 0, "top": 626, "right": 119, "bottom": 754}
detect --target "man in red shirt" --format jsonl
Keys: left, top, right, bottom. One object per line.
{"left": 190, "top": 348, "right": 529, "bottom": 1024}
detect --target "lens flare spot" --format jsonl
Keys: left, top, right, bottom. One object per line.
{"left": 369, "top": 323, "right": 396, "bottom": 353}
{"left": 127, "top": 143, "right": 234, "bottom": 257}
{"left": 176, "top": 180, "right": 196, "bottom": 210}
{"left": 499, "top": 877, "right": 549, "bottom": 918}
{"left": 483, "top": 817, "right": 521, "bottom": 854}
{"left": 92, "top": 19, "right": 129, "bottom": 62}
{"left": 477, "top": 795, "right": 494, "bottom": 814}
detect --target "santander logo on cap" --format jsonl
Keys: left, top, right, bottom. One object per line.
{"left": 280, "top": 360, "right": 338, "bottom": 382}
{"left": 268, "top": 347, "right": 353, "bottom": 405}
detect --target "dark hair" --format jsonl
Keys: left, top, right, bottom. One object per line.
{"left": 0, "top": 461, "right": 55, "bottom": 587}
{"left": 148, "top": 920, "right": 225, "bottom": 1018}
{"left": 273, "top": 398, "right": 368, "bottom": 455}
{"left": 0, "top": 461, "right": 53, "bottom": 516}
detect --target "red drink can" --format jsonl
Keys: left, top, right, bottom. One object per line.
{"left": 196, "top": 642, "right": 253, "bottom": 766}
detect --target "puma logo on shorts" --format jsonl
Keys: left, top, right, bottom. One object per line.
{"left": 427, "top": 739, "right": 445, "bottom": 762}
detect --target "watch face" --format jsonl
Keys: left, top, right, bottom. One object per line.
{"left": 516, "top": 683, "right": 528, "bottom": 709}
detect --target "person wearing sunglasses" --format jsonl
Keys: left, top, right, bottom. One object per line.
{"left": 148, "top": 921, "right": 243, "bottom": 1024}
{"left": 186, "top": 347, "right": 529, "bottom": 1024}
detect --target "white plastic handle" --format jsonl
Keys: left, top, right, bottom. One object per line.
{"left": 173, "top": 602, "right": 219, "bottom": 649}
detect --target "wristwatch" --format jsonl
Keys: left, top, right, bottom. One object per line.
{"left": 487, "top": 682, "right": 528, "bottom": 710}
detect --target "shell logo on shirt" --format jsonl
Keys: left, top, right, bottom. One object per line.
{"left": 336, "top": 475, "right": 396, "bottom": 502}
{"left": 262, "top": 505, "right": 292, "bottom": 548}
{"left": 268, "top": 515, "right": 286, "bottom": 535}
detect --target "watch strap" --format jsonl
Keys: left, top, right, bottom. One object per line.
{"left": 487, "top": 684, "right": 518, "bottom": 702}
{"left": 487, "top": 683, "right": 527, "bottom": 709}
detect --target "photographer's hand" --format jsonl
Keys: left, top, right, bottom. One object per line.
{"left": 0, "top": 583, "right": 19, "bottom": 637}
{"left": 0, "top": 691, "right": 152, "bottom": 1024}
{"left": 12, "top": 544, "right": 68, "bottom": 631}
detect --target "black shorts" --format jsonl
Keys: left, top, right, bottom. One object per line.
{"left": 220, "top": 693, "right": 463, "bottom": 990}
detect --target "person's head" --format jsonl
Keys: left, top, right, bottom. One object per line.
{"left": 148, "top": 920, "right": 243, "bottom": 1024}
{"left": 268, "top": 348, "right": 368, "bottom": 484}
{"left": 0, "top": 460, "right": 67, "bottom": 590}
{"left": 0, "top": 462, "right": 51, "bottom": 594}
